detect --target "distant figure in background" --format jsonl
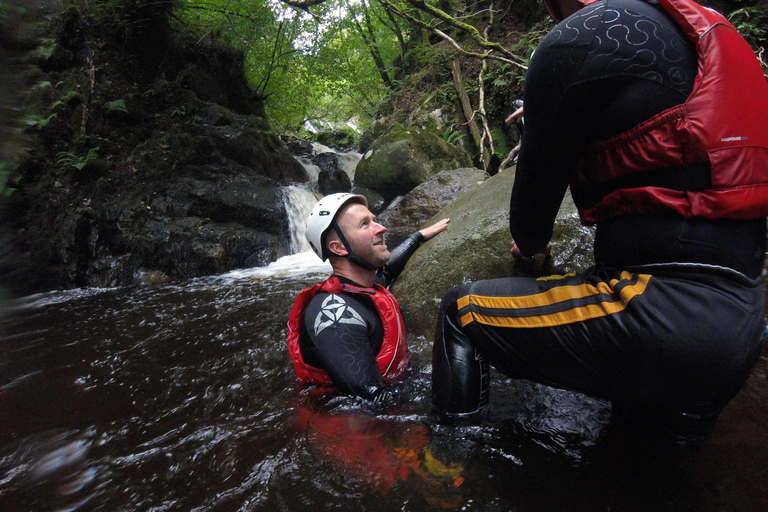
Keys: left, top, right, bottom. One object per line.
{"left": 431, "top": 0, "right": 768, "bottom": 443}
{"left": 287, "top": 193, "right": 449, "bottom": 402}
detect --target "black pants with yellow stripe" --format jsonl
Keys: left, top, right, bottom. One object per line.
{"left": 431, "top": 263, "right": 766, "bottom": 439}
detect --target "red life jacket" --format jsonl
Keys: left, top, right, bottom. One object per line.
{"left": 571, "top": 0, "right": 768, "bottom": 225}
{"left": 286, "top": 277, "right": 409, "bottom": 385}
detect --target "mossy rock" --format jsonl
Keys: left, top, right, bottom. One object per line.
{"left": 355, "top": 123, "right": 472, "bottom": 200}
{"left": 391, "top": 168, "right": 595, "bottom": 353}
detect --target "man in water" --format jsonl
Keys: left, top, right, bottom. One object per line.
{"left": 431, "top": 0, "right": 768, "bottom": 442}
{"left": 288, "top": 192, "right": 449, "bottom": 402}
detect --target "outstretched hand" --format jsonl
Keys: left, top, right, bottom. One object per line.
{"left": 505, "top": 106, "right": 524, "bottom": 124}
{"left": 419, "top": 218, "right": 450, "bottom": 241}
{"left": 510, "top": 240, "right": 552, "bottom": 259}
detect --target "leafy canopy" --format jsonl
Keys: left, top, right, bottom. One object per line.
{"left": 175, "top": 0, "right": 399, "bottom": 131}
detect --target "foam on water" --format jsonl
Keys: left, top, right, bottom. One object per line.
{"left": 218, "top": 252, "right": 331, "bottom": 281}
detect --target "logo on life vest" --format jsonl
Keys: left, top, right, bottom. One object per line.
{"left": 314, "top": 294, "right": 366, "bottom": 335}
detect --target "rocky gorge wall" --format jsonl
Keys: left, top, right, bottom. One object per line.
{"left": 0, "top": 3, "right": 309, "bottom": 295}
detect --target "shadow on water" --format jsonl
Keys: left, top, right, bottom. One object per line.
{"left": 0, "top": 261, "right": 767, "bottom": 511}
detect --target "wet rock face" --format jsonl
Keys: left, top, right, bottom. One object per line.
{"left": 318, "top": 169, "right": 352, "bottom": 195}
{"left": 0, "top": 4, "right": 314, "bottom": 295}
{"left": 391, "top": 168, "right": 595, "bottom": 341}
{"left": 378, "top": 168, "right": 489, "bottom": 247}
{"left": 1, "top": 92, "right": 305, "bottom": 293}
{"left": 312, "top": 152, "right": 352, "bottom": 194}
{"left": 355, "top": 124, "right": 472, "bottom": 201}
{"left": 284, "top": 137, "right": 314, "bottom": 157}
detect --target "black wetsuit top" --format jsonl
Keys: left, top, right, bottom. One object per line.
{"left": 511, "top": 0, "right": 766, "bottom": 277}
{"left": 298, "top": 232, "right": 424, "bottom": 401}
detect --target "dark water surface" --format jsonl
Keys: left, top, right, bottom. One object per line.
{"left": 1, "top": 266, "right": 767, "bottom": 511}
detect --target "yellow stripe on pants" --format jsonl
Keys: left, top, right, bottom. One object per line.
{"left": 458, "top": 273, "right": 651, "bottom": 329}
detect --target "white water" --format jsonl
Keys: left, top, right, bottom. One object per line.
{"left": 282, "top": 185, "right": 319, "bottom": 255}
{"left": 312, "top": 142, "right": 362, "bottom": 181}
{"left": 220, "top": 252, "right": 331, "bottom": 281}
{"left": 221, "top": 144, "right": 363, "bottom": 281}
{"left": 295, "top": 158, "right": 322, "bottom": 182}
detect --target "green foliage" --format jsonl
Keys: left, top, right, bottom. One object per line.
{"left": 31, "top": 38, "right": 56, "bottom": 60}
{"left": 0, "top": 162, "right": 16, "bottom": 197}
{"left": 24, "top": 113, "right": 58, "bottom": 129}
{"left": 729, "top": 5, "right": 768, "bottom": 48}
{"left": 508, "top": 20, "right": 551, "bottom": 67}
{"left": 57, "top": 146, "right": 100, "bottom": 170}
{"left": 104, "top": 99, "right": 128, "bottom": 113}
{"left": 170, "top": 105, "right": 187, "bottom": 117}
{"left": 441, "top": 129, "right": 464, "bottom": 145}
{"left": 56, "top": 90, "right": 82, "bottom": 107}
{"left": 174, "top": 0, "right": 397, "bottom": 131}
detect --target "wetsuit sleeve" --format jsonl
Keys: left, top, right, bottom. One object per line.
{"left": 302, "top": 293, "right": 390, "bottom": 402}
{"left": 509, "top": 22, "right": 587, "bottom": 256}
{"left": 376, "top": 232, "right": 424, "bottom": 287}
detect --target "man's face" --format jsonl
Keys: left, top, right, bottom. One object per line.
{"left": 335, "top": 202, "right": 390, "bottom": 268}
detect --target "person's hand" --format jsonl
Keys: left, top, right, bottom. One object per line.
{"left": 510, "top": 240, "right": 552, "bottom": 259}
{"left": 505, "top": 106, "right": 524, "bottom": 124}
{"left": 419, "top": 218, "right": 450, "bottom": 240}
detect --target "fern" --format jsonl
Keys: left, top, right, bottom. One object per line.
{"left": 57, "top": 147, "right": 100, "bottom": 170}
{"left": 104, "top": 99, "right": 128, "bottom": 113}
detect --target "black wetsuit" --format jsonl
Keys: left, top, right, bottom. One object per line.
{"left": 299, "top": 232, "right": 424, "bottom": 401}
{"left": 432, "top": 0, "right": 767, "bottom": 441}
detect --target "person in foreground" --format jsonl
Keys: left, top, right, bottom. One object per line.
{"left": 431, "top": 0, "right": 768, "bottom": 442}
{"left": 288, "top": 192, "right": 450, "bottom": 402}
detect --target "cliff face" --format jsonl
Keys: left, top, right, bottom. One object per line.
{"left": 0, "top": 2, "right": 307, "bottom": 295}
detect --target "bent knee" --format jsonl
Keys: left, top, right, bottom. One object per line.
{"left": 441, "top": 283, "right": 473, "bottom": 311}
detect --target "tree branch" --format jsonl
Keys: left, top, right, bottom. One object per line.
{"left": 403, "top": 0, "right": 527, "bottom": 67}
{"left": 377, "top": 0, "right": 527, "bottom": 70}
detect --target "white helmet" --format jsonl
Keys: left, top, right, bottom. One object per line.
{"left": 306, "top": 192, "right": 368, "bottom": 261}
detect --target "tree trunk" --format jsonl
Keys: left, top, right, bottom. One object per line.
{"left": 451, "top": 59, "right": 488, "bottom": 163}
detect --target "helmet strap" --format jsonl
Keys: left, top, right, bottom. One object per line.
{"left": 330, "top": 220, "right": 376, "bottom": 271}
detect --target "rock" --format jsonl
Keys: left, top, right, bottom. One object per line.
{"left": 318, "top": 169, "right": 352, "bottom": 195}
{"left": 284, "top": 137, "right": 314, "bottom": 157}
{"left": 378, "top": 167, "right": 488, "bottom": 247}
{"left": 0, "top": 7, "right": 309, "bottom": 295}
{"left": 315, "top": 127, "right": 358, "bottom": 150}
{"left": 312, "top": 151, "right": 340, "bottom": 173}
{"left": 351, "top": 187, "right": 386, "bottom": 214}
{"left": 358, "top": 116, "right": 393, "bottom": 153}
{"left": 164, "top": 175, "right": 287, "bottom": 232}
{"left": 391, "top": 167, "right": 596, "bottom": 350}
{"left": 355, "top": 124, "right": 472, "bottom": 201}
{"left": 129, "top": 217, "right": 285, "bottom": 280}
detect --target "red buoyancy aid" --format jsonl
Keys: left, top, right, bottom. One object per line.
{"left": 571, "top": 0, "right": 768, "bottom": 225}
{"left": 286, "top": 277, "right": 409, "bottom": 385}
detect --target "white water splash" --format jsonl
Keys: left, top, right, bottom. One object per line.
{"left": 282, "top": 185, "right": 319, "bottom": 255}
{"left": 219, "top": 252, "right": 331, "bottom": 280}
{"left": 309, "top": 142, "right": 362, "bottom": 181}
{"left": 337, "top": 152, "right": 362, "bottom": 181}
{"left": 296, "top": 157, "right": 321, "bottom": 182}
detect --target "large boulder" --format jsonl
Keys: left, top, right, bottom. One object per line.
{"left": 355, "top": 124, "right": 472, "bottom": 201}
{"left": 379, "top": 167, "right": 488, "bottom": 247}
{"left": 391, "top": 168, "right": 596, "bottom": 353}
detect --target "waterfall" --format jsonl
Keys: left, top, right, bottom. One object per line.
{"left": 295, "top": 157, "right": 321, "bottom": 182}
{"left": 337, "top": 152, "right": 362, "bottom": 181}
{"left": 310, "top": 142, "right": 362, "bottom": 181}
{"left": 221, "top": 185, "right": 329, "bottom": 281}
{"left": 239, "top": 141, "right": 362, "bottom": 280}
{"left": 282, "top": 185, "right": 318, "bottom": 255}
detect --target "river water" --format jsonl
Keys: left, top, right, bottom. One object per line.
{"left": 2, "top": 182, "right": 768, "bottom": 511}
